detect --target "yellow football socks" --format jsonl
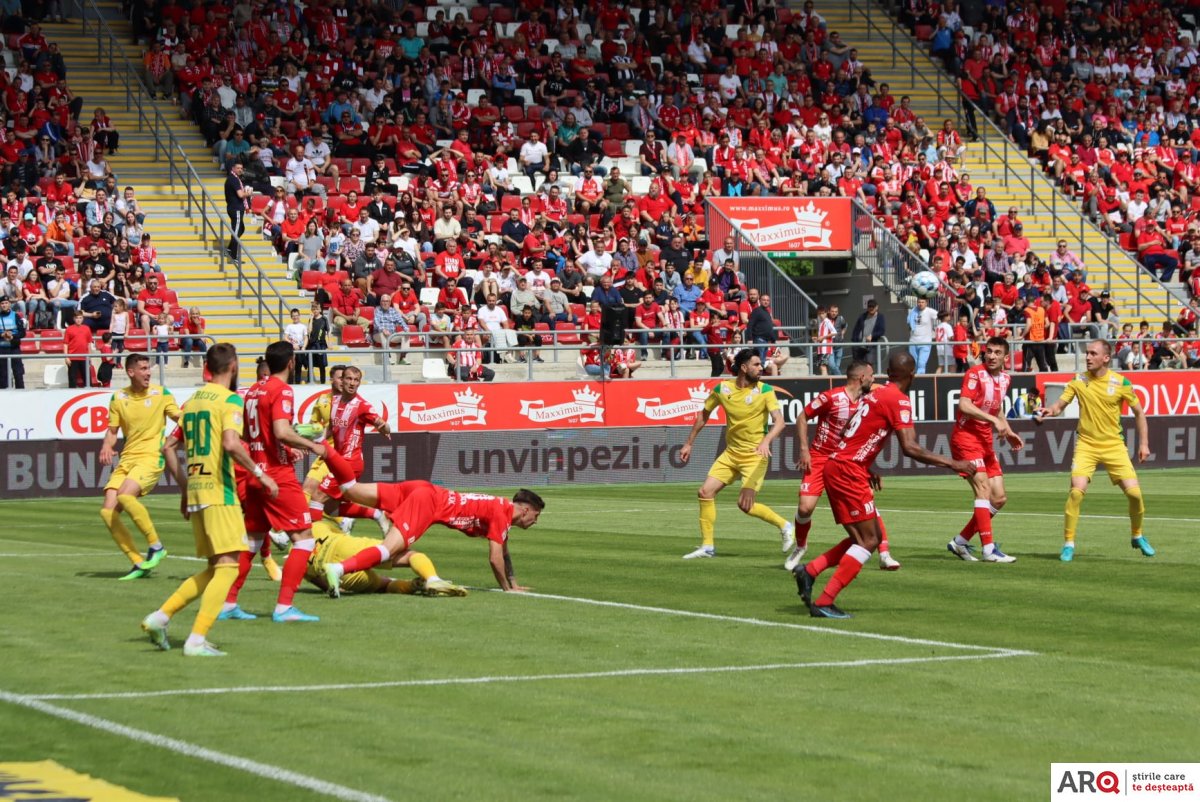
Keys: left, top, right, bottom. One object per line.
{"left": 748, "top": 503, "right": 788, "bottom": 530}
{"left": 101, "top": 508, "right": 142, "bottom": 566}
{"left": 386, "top": 579, "right": 417, "bottom": 594}
{"left": 408, "top": 552, "right": 437, "bottom": 581}
{"left": 1124, "top": 486, "right": 1145, "bottom": 536}
{"left": 162, "top": 567, "right": 214, "bottom": 618}
{"left": 698, "top": 498, "right": 716, "bottom": 547}
{"left": 117, "top": 493, "right": 160, "bottom": 546}
{"left": 1064, "top": 487, "right": 1085, "bottom": 542}
{"left": 193, "top": 563, "right": 238, "bottom": 638}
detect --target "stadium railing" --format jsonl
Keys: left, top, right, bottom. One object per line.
{"left": 704, "top": 202, "right": 819, "bottom": 334}
{"left": 5, "top": 333, "right": 1193, "bottom": 390}
{"left": 72, "top": 0, "right": 292, "bottom": 336}
{"left": 0, "top": 333, "right": 217, "bottom": 388}
{"left": 849, "top": 199, "right": 959, "bottom": 317}
{"left": 840, "top": 0, "right": 1186, "bottom": 321}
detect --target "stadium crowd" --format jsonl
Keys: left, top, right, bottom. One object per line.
{"left": 904, "top": 0, "right": 1200, "bottom": 292}
{"left": 0, "top": 18, "right": 207, "bottom": 389}
{"left": 5, "top": 0, "right": 1198, "bottom": 387}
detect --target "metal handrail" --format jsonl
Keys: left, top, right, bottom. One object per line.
{"left": 74, "top": 0, "right": 290, "bottom": 336}
{"left": 844, "top": 0, "right": 963, "bottom": 128}
{"left": 838, "top": 0, "right": 1184, "bottom": 321}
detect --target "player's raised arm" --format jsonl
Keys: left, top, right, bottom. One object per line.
{"left": 895, "top": 427, "right": 974, "bottom": 475}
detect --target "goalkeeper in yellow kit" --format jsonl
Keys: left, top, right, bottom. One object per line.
{"left": 1035, "top": 339, "right": 1154, "bottom": 562}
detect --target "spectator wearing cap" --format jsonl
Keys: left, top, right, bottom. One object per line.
{"left": 545, "top": 277, "right": 577, "bottom": 326}
{"left": 1002, "top": 222, "right": 1031, "bottom": 257}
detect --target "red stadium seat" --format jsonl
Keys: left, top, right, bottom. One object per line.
{"left": 503, "top": 105, "right": 524, "bottom": 122}
{"left": 338, "top": 177, "right": 362, "bottom": 195}
{"left": 124, "top": 328, "right": 150, "bottom": 351}
{"left": 37, "top": 329, "right": 64, "bottom": 353}
{"left": 356, "top": 305, "right": 376, "bottom": 323}
{"left": 301, "top": 271, "right": 324, "bottom": 291}
{"left": 350, "top": 158, "right": 370, "bottom": 177}
{"left": 602, "top": 140, "right": 625, "bottom": 159}
{"left": 250, "top": 195, "right": 270, "bottom": 215}
{"left": 340, "top": 324, "right": 370, "bottom": 347}
{"left": 554, "top": 321, "right": 582, "bottom": 345}
{"left": 317, "top": 176, "right": 338, "bottom": 195}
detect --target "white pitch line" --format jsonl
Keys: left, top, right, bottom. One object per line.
{"left": 24, "top": 652, "right": 1030, "bottom": 702}
{"left": 546, "top": 507, "right": 1200, "bottom": 523}
{"left": 0, "top": 689, "right": 393, "bottom": 802}
{"left": 503, "top": 591, "right": 1038, "bottom": 655}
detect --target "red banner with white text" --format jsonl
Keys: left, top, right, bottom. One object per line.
{"left": 707, "top": 197, "right": 852, "bottom": 253}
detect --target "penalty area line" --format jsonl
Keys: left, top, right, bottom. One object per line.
{"left": 500, "top": 590, "right": 1039, "bottom": 656}
{"left": 25, "top": 652, "right": 1032, "bottom": 702}
{"left": 0, "top": 689, "right": 393, "bottom": 802}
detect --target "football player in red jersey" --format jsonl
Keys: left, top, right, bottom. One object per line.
{"left": 240, "top": 341, "right": 329, "bottom": 622}
{"left": 790, "top": 361, "right": 901, "bottom": 572}
{"left": 303, "top": 365, "right": 392, "bottom": 532}
{"left": 947, "top": 337, "right": 1025, "bottom": 563}
{"left": 318, "top": 447, "right": 544, "bottom": 596}
{"left": 793, "top": 350, "right": 972, "bottom": 618}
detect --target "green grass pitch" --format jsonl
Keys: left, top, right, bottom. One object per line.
{"left": 1, "top": 470, "right": 1198, "bottom": 801}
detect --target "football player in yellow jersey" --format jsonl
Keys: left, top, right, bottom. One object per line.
{"left": 303, "top": 519, "right": 467, "bottom": 597}
{"left": 1036, "top": 339, "right": 1153, "bottom": 562}
{"left": 142, "top": 343, "right": 278, "bottom": 656}
{"left": 98, "top": 353, "right": 182, "bottom": 580}
{"left": 678, "top": 350, "right": 791, "bottom": 559}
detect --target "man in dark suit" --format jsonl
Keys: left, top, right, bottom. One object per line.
{"left": 224, "top": 162, "right": 251, "bottom": 260}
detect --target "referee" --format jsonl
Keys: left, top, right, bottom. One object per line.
{"left": 224, "top": 162, "right": 250, "bottom": 260}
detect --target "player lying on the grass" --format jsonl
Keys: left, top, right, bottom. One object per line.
{"left": 791, "top": 360, "right": 901, "bottom": 572}
{"left": 678, "top": 350, "right": 793, "bottom": 560}
{"left": 317, "top": 447, "right": 544, "bottom": 595}
{"left": 1034, "top": 338, "right": 1154, "bottom": 562}
{"left": 98, "top": 352, "right": 181, "bottom": 580}
{"left": 947, "top": 336, "right": 1025, "bottom": 564}
{"left": 304, "top": 521, "right": 468, "bottom": 597}
{"left": 793, "top": 350, "right": 973, "bottom": 619}
{"left": 142, "top": 343, "right": 272, "bottom": 656}
{"left": 300, "top": 365, "right": 392, "bottom": 533}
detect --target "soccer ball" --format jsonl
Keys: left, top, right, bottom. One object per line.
{"left": 909, "top": 271, "right": 941, "bottom": 299}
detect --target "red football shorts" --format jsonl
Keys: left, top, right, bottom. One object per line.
{"left": 318, "top": 456, "right": 364, "bottom": 499}
{"left": 799, "top": 451, "right": 830, "bottom": 497}
{"left": 242, "top": 465, "right": 313, "bottom": 534}
{"left": 823, "top": 459, "right": 877, "bottom": 525}
{"left": 950, "top": 431, "right": 1002, "bottom": 478}
{"left": 375, "top": 480, "right": 441, "bottom": 550}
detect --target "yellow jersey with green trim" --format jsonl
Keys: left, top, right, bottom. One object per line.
{"left": 181, "top": 382, "right": 245, "bottom": 507}
{"left": 704, "top": 379, "right": 780, "bottom": 455}
{"left": 108, "top": 384, "right": 180, "bottom": 465}
{"left": 1059, "top": 369, "right": 1138, "bottom": 447}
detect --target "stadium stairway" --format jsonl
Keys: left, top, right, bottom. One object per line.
{"left": 816, "top": 3, "right": 1179, "bottom": 320}
{"left": 43, "top": 11, "right": 299, "bottom": 383}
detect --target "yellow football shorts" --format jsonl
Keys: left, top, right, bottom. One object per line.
{"left": 104, "top": 460, "right": 163, "bottom": 496}
{"left": 191, "top": 505, "right": 251, "bottom": 558}
{"left": 707, "top": 448, "right": 769, "bottom": 492}
{"left": 1071, "top": 439, "right": 1138, "bottom": 484}
{"left": 305, "top": 457, "right": 329, "bottom": 486}
{"left": 308, "top": 533, "right": 388, "bottom": 594}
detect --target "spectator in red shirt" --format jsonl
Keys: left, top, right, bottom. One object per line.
{"left": 330, "top": 278, "right": 368, "bottom": 329}
{"left": 631, "top": 290, "right": 662, "bottom": 358}
{"left": 136, "top": 273, "right": 171, "bottom": 330}
{"left": 64, "top": 309, "right": 93, "bottom": 388}
{"left": 180, "top": 307, "right": 206, "bottom": 367}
